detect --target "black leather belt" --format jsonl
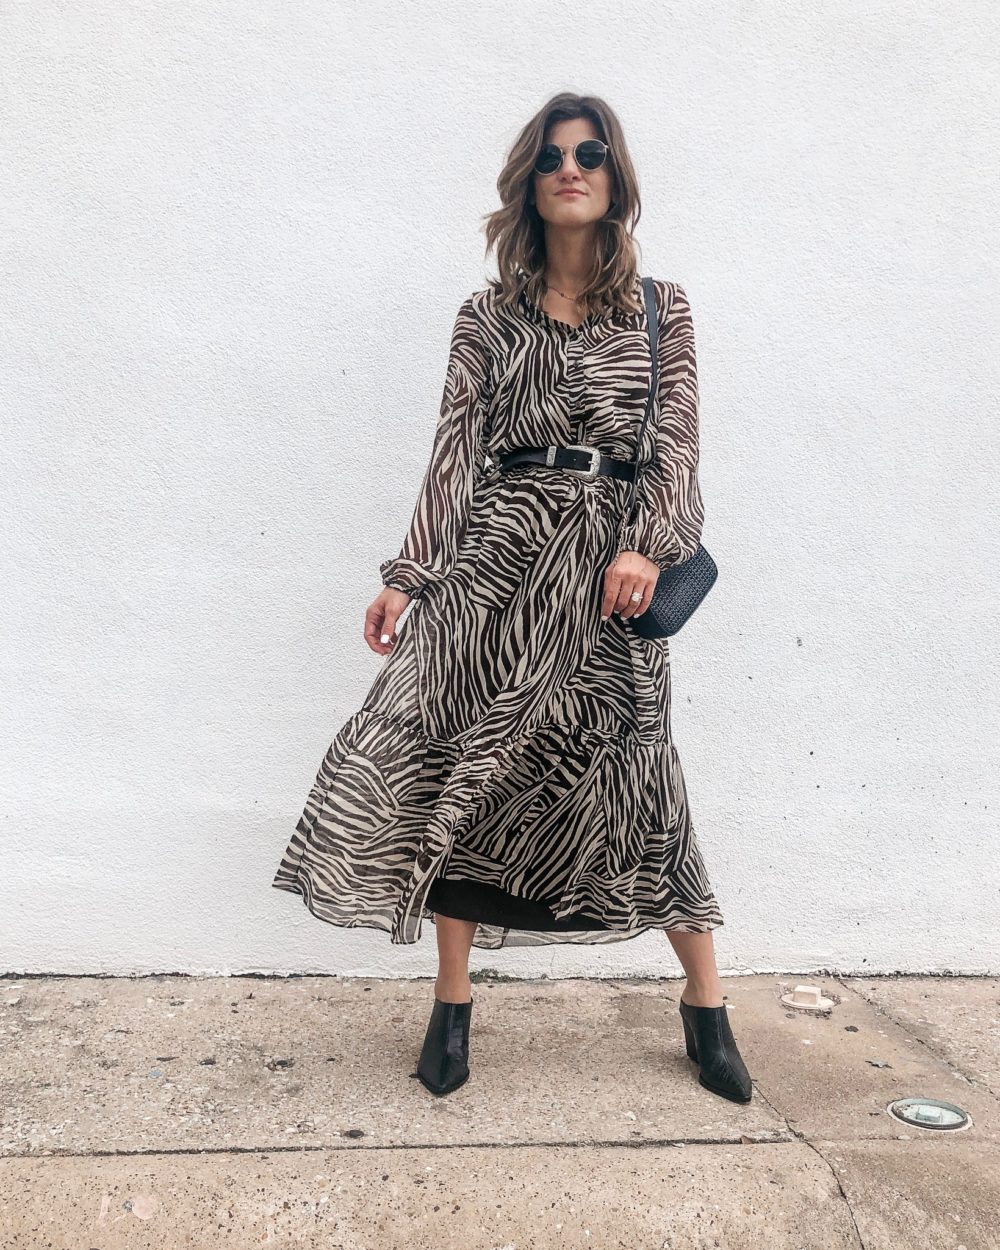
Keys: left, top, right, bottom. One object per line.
{"left": 495, "top": 443, "right": 636, "bottom": 482}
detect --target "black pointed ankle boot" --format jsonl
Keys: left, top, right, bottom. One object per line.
{"left": 678, "top": 995, "right": 753, "bottom": 1103}
{"left": 416, "top": 996, "right": 474, "bottom": 1095}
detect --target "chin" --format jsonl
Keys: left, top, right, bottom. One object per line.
{"left": 550, "top": 200, "right": 595, "bottom": 218}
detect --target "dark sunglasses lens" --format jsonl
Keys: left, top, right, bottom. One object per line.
{"left": 576, "top": 140, "right": 607, "bottom": 170}
{"left": 534, "top": 143, "right": 562, "bottom": 175}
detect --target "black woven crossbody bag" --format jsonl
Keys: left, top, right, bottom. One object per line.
{"left": 620, "top": 277, "right": 718, "bottom": 639}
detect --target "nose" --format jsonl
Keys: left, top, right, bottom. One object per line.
{"left": 559, "top": 152, "right": 584, "bottom": 177}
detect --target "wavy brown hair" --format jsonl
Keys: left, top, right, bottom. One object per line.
{"left": 482, "top": 92, "right": 645, "bottom": 319}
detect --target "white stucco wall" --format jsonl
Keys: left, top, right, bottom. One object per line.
{"left": 2, "top": 3, "right": 997, "bottom": 978}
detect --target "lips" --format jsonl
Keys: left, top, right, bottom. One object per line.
{"left": 556, "top": 189, "right": 585, "bottom": 197}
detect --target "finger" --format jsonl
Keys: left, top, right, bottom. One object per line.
{"left": 617, "top": 576, "right": 644, "bottom": 618}
{"left": 362, "top": 607, "right": 387, "bottom": 655}
{"left": 364, "top": 604, "right": 395, "bottom": 655}
{"left": 622, "top": 579, "right": 654, "bottom": 618}
{"left": 601, "top": 566, "right": 623, "bottom": 621}
{"left": 378, "top": 612, "right": 399, "bottom": 653}
{"left": 631, "top": 580, "right": 655, "bottom": 617}
{"left": 363, "top": 606, "right": 382, "bottom": 649}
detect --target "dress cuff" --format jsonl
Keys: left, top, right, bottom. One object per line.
{"left": 379, "top": 557, "right": 431, "bottom": 599}
{"left": 615, "top": 507, "right": 692, "bottom": 571}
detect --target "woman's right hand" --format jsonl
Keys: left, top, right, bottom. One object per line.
{"left": 364, "top": 586, "right": 413, "bottom": 655}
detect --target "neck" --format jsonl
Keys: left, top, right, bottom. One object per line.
{"left": 542, "top": 224, "right": 598, "bottom": 295}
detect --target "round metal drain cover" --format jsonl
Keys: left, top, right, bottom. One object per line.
{"left": 887, "top": 1098, "right": 971, "bottom": 1131}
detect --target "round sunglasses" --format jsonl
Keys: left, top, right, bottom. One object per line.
{"left": 533, "top": 138, "right": 609, "bottom": 176}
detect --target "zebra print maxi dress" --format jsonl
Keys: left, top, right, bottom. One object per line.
{"left": 271, "top": 275, "right": 724, "bottom": 950}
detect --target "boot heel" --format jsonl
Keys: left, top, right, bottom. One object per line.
{"left": 681, "top": 1011, "right": 698, "bottom": 1061}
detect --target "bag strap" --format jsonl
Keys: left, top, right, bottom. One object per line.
{"left": 615, "top": 275, "right": 667, "bottom": 550}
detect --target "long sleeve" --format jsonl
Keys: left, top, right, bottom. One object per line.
{"left": 379, "top": 294, "right": 490, "bottom": 598}
{"left": 617, "top": 281, "right": 705, "bottom": 569}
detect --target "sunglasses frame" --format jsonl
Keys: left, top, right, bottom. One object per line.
{"left": 533, "top": 139, "right": 610, "bottom": 176}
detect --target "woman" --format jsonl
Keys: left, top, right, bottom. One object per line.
{"left": 272, "top": 92, "right": 752, "bottom": 1105}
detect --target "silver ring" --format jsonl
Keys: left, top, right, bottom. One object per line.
{"left": 629, "top": 591, "right": 642, "bottom": 602}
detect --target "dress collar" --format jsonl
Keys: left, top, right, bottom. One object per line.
{"left": 516, "top": 275, "right": 642, "bottom": 333}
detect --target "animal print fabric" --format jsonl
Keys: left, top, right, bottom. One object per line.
{"left": 271, "top": 276, "right": 724, "bottom": 948}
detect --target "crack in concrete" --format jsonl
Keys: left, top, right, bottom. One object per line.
{"left": 749, "top": 1080, "right": 868, "bottom": 1249}
{"left": 835, "top": 975, "right": 1000, "bottom": 1104}
{"left": 802, "top": 1139, "right": 868, "bottom": 1250}
{"left": 1, "top": 1135, "right": 797, "bottom": 1159}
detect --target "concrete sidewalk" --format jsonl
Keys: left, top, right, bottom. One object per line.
{"left": 1, "top": 973, "right": 997, "bottom": 1248}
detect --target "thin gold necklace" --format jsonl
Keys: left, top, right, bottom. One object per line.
{"left": 545, "top": 283, "right": 582, "bottom": 301}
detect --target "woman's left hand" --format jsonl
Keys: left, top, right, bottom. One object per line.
{"left": 601, "top": 550, "right": 659, "bottom": 621}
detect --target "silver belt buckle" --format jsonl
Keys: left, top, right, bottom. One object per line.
{"left": 554, "top": 443, "right": 602, "bottom": 479}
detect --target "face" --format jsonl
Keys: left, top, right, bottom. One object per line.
{"left": 531, "top": 116, "right": 613, "bottom": 228}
